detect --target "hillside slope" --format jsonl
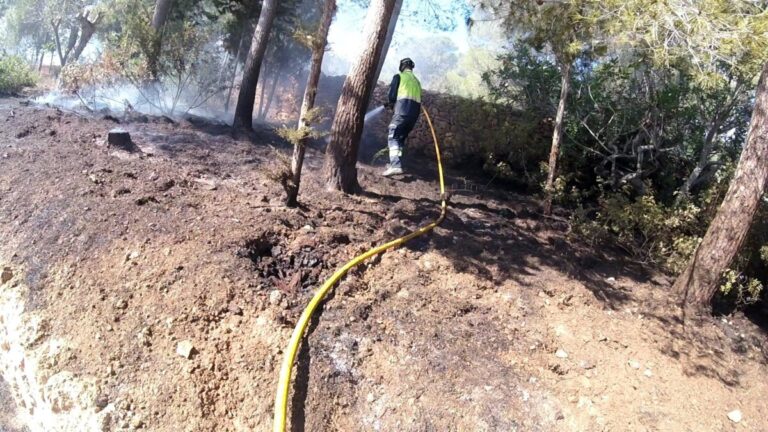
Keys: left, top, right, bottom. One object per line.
{"left": 0, "top": 97, "right": 766, "bottom": 431}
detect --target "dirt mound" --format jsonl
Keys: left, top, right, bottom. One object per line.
{"left": 0, "top": 97, "right": 767, "bottom": 431}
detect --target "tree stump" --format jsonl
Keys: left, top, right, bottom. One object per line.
{"left": 107, "top": 129, "right": 141, "bottom": 153}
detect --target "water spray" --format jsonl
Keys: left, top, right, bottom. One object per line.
{"left": 364, "top": 105, "right": 386, "bottom": 123}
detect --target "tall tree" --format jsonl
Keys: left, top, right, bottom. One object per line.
{"left": 233, "top": 0, "right": 278, "bottom": 129}
{"left": 603, "top": 0, "right": 768, "bottom": 314}
{"left": 146, "top": 0, "right": 173, "bottom": 77}
{"left": 284, "top": 0, "right": 336, "bottom": 207}
{"left": 673, "top": 61, "right": 768, "bottom": 316}
{"left": 69, "top": 8, "right": 100, "bottom": 62}
{"left": 323, "top": 0, "right": 396, "bottom": 192}
{"left": 543, "top": 59, "right": 571, "bottom": 214}
{"left": 151, "top": 0, "right": 173, "bottom": 30}
{"left": 51, "top": 5, "right": 100, "bottom": 67}
{"left": 484, "top": 0, "right": 604, "bottom": 214}
{"left": 678, "top": 75, "right": 749, "bottom": 200}
{"left": 368, "top": 0, "right": 402, "bottom": 97}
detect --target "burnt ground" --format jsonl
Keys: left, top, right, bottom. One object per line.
{"left": 0, "top": 96, "right": 767, "bottom": 431}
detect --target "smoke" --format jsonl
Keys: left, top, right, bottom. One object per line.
{"left": 35, "top": 79, "right": 234, "bottom": 124}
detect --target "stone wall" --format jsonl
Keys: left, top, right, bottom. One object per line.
{"left": 265, "top": 74, "right": 552, "bottom": 167}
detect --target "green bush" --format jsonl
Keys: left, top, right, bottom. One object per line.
{"left": 573, "top": 188, "right": 702, "bottom": 272}
{"left": 719, "top": 270, "right": 763, "bottom": 308}
{"left": 573, "top": 187, "right": 768, "bottom": 311}
{"left": 0, "top": 55, "right": 37, "bottom": 94}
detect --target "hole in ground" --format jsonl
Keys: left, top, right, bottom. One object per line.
{"left": 237, "top": 233, "right": 327, "bottom": 291}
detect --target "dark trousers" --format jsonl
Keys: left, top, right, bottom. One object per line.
{"left": 387, "top": 113, "right": 418, "bottom": 168}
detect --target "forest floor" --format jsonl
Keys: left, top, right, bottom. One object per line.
{"left": 0, "top": 95, "right": 767, "bottom": 432}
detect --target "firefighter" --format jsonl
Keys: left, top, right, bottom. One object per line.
{"left": 382, "top": 57, "right": 422, "bottom": 176}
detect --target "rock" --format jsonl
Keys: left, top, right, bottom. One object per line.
{"left": 107, "top": 129, "right": 142, "bottom": 153}
{"left": 269, "top": 290, "right": 283, "bottom": 306}
{"left": 134, "top": 196, "right": 158, "bottom": 206}
{"left": 1, "top": 267, "right": 13, "bottom": 284}
{"left": 130, "top": 415, "right": 145, "bottom": 429}
{"left": 113, "top": 299, "right": 128, "bottom": 310}
{"left": 605, "top": 277, "right": 616, "bottom": 284}
{"left": 227, "top": 303, "right": 243, "bottom": 316}
{"left": 555, "top": 349, "right": 568, "bottom": 359}
{"left": 727, "top": 410, "right": 742, "bottom": 423}
{"left": 176, "top": 340, "right": 195, "bottom": 359}
{"left": 112, "top": 188, "right": 131, "bottom": 198}
{"left": 627, "top": 360, "right": 641, "bottom": 369}
{"left": 579, "top": 360, "right": 596, "bottom": 370}
{"left": 643, "top": 369, "right": 653, "bottom": 378}
{"left": 157, "top": 179, "right": 176, "bottom": 192}
{"left": 95, "top": 394, "right": 109, "bottom": 411}
{"left": 192, "top": 177, "right": 217, "bottom": 191}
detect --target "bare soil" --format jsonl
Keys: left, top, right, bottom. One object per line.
{"left": 0, "top": 96, "right": 767, "bottom": 431}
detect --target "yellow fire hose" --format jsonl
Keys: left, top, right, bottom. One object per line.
{"left": 272, "top": 106, "right": 447, "bottom": 432}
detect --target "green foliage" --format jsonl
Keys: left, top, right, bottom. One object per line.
{"left": 484, "top": 45, "right": 560, "bottom": 113}
{"left": 434, "top": 48, "right": 499, "bottom": 98}
{"left": 0, "top": 55, "right": 37, "bottom": 93}
{"left": 604, "top": 0, "right": 767, "bottom": 82}
{"left": 574, "top": 189, "right": 702, "bottom": 271}
{"left": 278, "top": 107, "right": 327, "bottom": 145}
{"left": 719, "top": 270, "right": 763, "bottom": 308}
{"left": 445, "top": 94, "right": 550, "bottom": 189}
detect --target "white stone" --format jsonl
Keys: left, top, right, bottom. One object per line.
{"left": 555, "top": 349, "right": 568, "bottom": 359}
{"left": 727, "top": 410, "right": 742, "bottom": 423}
{"left": 269, "top": 290, "right": 283, "bottom": 306}
{"left": 627, "top": 360, "right": 641, "bottom": 369}
{"left": 176, "top": 340, "right": 194, "bottom": 359}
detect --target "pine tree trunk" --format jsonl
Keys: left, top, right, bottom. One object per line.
{"left": 286, "top": 0, "right": 336, "bottom": 207}
{"left": 225, "top": 32, "right": 247, "bottom": 113}
{"left": 70, "top": 12, "right": 100, "bottom": 64}
{"left": 673, "top": 61, "right": 768, "bottom": 317}
{"left": 64, "top": 25, "right": 79, "bottom": 63}
{"left": 146, "top": 0, "right": 173, "bottom": 78}
{"left": 257, "top": 67, "right": 269, "bottom": 118}
{"left": 32, "top": 46, "right": 40, "bottom": 68}
{"left": 51, "top": 19, "right": 77, "bottom": 67}
{"left": 368, "top": 0, "right": 403, "bottom": 99}
{"left": 261, "top": 72, "right": 280, "bottom": 121}
{"left": 680, "top": 120, "right": 722, "bottom": 199}
{"left": 151, "top": 0, "right": 173, "bottom": 30}
{"left": 543, "top": 61, "right": 572, "bottom": 215}
{"left": 324, "top": 0, "right": 396, "bottom": 193}
{"left": 233, "top": 0, "right": 278, "bottom": 130}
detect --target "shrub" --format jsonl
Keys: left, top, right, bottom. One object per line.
{"left": 719, "top": 270, "right": 763, "bottom": 308}
{"left": 0, "top": 55, "right": 37, "bottom": 94}
{"left": 573, "top": 187, "right": 768, "bottom": 311}
{"left": 574, "top": 188, "right": 703, "bottom": 272}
